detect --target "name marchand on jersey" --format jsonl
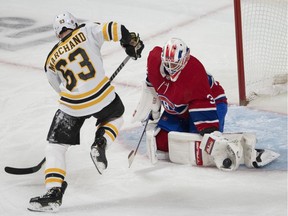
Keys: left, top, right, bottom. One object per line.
{"left": 47, "top": 29, "right": 87, "bottom": 72}
{"left": 45, "top": 22, "right": 122, "bottom": 73}
{"left": 44, "top": 21, "right": 123, "bottom": 116}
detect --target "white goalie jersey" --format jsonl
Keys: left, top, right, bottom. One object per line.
{"left": 44, "top": 21, "right": 123, "bottom": 117}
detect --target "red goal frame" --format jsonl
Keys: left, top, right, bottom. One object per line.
{"left": 234, "top": 0, "right": 248, "bottom": 106}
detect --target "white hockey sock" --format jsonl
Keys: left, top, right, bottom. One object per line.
{"left": 45, "top": 143, "right": 69, "bottom": 189}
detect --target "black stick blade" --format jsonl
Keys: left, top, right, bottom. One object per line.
{"left": 4, "top": 158, "right": 46, "bottom": 175}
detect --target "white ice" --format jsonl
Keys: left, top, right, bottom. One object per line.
{"left": 0, "top": 0, "right": 287, "bottom": 216}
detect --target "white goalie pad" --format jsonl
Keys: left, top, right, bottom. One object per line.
{"left": 166, "top": 131, "right": 280, "bottom": 171}
{"left": 168, "top": 132, "right": 214, "bottom": 166}
{"left": 146, "top": 129, "right": 158, "bottom": 164}
{"left": 200, "top": 132, "right": 244, "bottom": 171}
{"left": 241, "top": 133, "right": 257, "bottom": 168}
{"left": 241, "top": 133, "right": 280, "bottom": 168}
{"left": 132, "top": 82, "right": 161, "bottom": 123}
{"left": 146, "top": 126, "right": 169, "bottom": 165}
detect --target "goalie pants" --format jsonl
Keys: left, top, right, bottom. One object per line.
{"left": 156, "top": 102, "right": 227, "bottom": 152}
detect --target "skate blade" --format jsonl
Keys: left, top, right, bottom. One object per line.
{"left": 28, "top": 202, "right": 60, "bottom": 212}
{"left": 90, "top": 150, "right": 106, "bottom": 175}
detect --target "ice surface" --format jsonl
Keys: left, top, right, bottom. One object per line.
{"left": 0, "top": 0, "right": 287, "bottom": 216}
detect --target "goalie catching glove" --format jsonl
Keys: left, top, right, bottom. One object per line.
{"left": 120, "top": 32, "right": 144, "bottom": 60}
{"left": 132, "top": 82, "right": 161, "bottom": 123}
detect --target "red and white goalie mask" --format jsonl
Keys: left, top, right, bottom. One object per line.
{"left": 161, "top": 38, "right": 190, "bottom": 82}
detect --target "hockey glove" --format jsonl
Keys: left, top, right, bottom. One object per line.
{"left": 132, "top": 82, "right": 161, "bottom": 123}
{"left": 199, "top": 127, "right": 218, "bottom": 136}
{"left": 121, "top": 32, "right": 144, "bottom": 60}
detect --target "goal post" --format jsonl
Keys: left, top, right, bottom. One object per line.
{"left": 233, "top": 0, "right": 287, "bottom": 105}
{"left": 234, "top": 0, "right": 247, "bottom": 105}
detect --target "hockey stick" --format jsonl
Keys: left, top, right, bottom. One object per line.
{"left": 4, "top": 158, "right": 46, "bottom": 175}
{"left": 110, "top": 56, "right": 130, "bottom": 81}
{"left": 128, "top": 112, "right": 151, "bottom": 168}
{"left": 4, "top": 56, "right": 131, "bottom": 175}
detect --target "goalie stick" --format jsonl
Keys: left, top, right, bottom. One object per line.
{"left": 4, "top": 56, "right": 131, "bottom": 175}
{"left": 128, "top": 112, "right": 151, "bottom": 168}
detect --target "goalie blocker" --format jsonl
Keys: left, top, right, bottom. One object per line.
{"left": 146, "top": 129, "right": 279, "bottom": 171}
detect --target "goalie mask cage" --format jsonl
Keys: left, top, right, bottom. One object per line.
{"left": 234, "top": 0, "right": 287, "bottom": 105}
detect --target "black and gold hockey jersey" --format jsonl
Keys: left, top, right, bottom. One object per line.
{"left": 44, "top": 21, "right": 124, "bottom": 117}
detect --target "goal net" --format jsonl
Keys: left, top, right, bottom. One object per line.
{"left": 234, "top": 0, "right": 287, "bottom": 104}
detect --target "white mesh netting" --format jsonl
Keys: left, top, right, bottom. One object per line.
{"left": 241, "top": 0, "right": 287, "bottom": 100}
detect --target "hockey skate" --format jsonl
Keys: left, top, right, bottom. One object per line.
{"left": 90, "top": 136, "right": 108, "bottom": 174}
{"left": 28, "top": 181, "right": 67, "bottom": 212}
{"left": 252, "top": 149, "right": 280, "bottom": 168}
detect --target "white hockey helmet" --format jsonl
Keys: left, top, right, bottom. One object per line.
{"left": 53, "top": 12, "right": 78, "bottom": 38}
{"left": 161, "top": 38, "right": 190, "bottom": 81}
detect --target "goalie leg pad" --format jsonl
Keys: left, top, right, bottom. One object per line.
{"left": 242, "top": 133, "right": 280, "bottom": 168}
{"left": 200, "top": 132, "right": 243, "bottom": 171}
{"left": 168, "top": 132, "right": 214, "bottom": 166}
{"left": 241, "top": 133, "right": 257, "bottom": 168}
{"left": 146, "top": 127, "right": 169, "bottom": 164}
{"left": 146, "top": 129, "right": 158, "bottom": 164}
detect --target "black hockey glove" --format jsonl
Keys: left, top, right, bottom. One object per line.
{"left": 199, "top": 127, "right": 218, "bottom": 136}
{"left": 120, "top": 32, "right": 144, "bottom": 60}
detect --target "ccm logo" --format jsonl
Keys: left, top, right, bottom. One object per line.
{"left": 195, "top": 141, "right": 203, "bottom": 166}
{"left": 204, "top": 137, "right": 215, "bottom": 155}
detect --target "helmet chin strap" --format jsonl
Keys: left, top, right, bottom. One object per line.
{"left": 161, "top": 66, "right": 169, "bottom": 75}
{"left": 161, "top": 65, "right": 181, "bottom": 82}
{"left": 170, "top": 71, "right": 181, "bottom": 82}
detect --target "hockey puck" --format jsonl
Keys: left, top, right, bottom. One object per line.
{"left": 222, "top": 158, "right": 232, "bottom": 168}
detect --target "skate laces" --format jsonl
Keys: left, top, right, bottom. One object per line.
{"left": 43, "top": 187, "right": 60, "bottom": 198}
{"left": 92, "top": 137, "right": 106, "bottom": 149}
